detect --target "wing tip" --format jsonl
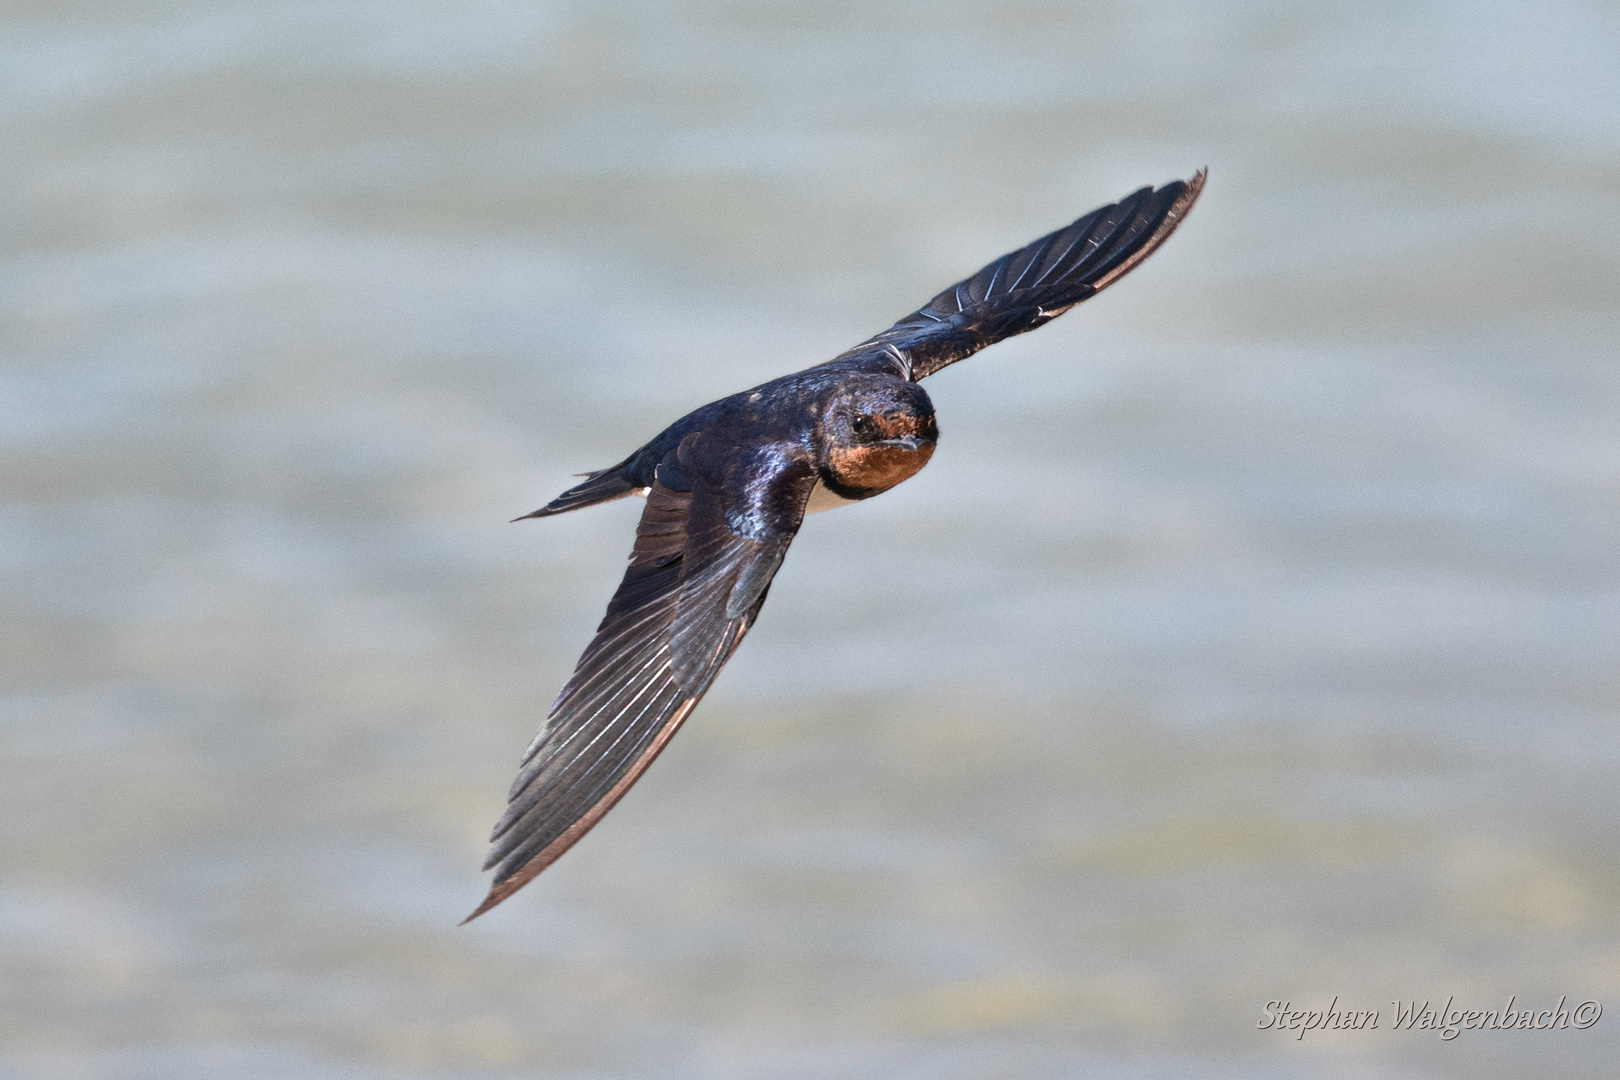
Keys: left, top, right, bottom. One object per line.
{"left": 1084, "top": 168, "right": 1207, "bottom": 292}
{"left": 1173, "top": 167, "right": 1208, "bottom": 214}
{"left": 462, "top": 829, "right": 569, "bottom": 922}
{"left": 459, "top": 889, "right": 507, "bottom": 925}
{"left": 456, "top": 874, "right": 531, "bottom": 926}
{"left": 1159, "top": 168, "right": 1207, "bottom": 227}
{"left": 462, "top": 695, "right": 705, "bottom": 925}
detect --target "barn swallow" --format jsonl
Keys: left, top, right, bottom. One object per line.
{"left": 466, "top": 173, "right": 1205, "bottom": 920}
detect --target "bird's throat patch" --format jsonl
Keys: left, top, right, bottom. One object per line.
{"left": 826, "top": 441, "right": 934, "bottom": 495}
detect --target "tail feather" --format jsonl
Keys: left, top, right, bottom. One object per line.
{"left": 514, "top": 465, "right": 644, "bottom": 521}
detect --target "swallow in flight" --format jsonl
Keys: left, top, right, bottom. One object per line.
{"left": 466, "top": 173, "right": 1205, "bottom": 920}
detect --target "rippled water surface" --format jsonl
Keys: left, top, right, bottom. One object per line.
{"left": 4, "top": 2, "right": 1620, "bottom": 1077}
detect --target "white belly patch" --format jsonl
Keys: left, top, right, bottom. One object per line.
{"left": 804, "top": 478, "right": 859, "bottom": 515}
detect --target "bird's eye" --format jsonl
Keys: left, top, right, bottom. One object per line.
{"left": 850, "top": 415, "right": 871, "bottom": 435}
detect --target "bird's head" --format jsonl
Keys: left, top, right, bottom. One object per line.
{"left": 819, "top": 378, "right": 938, "bottom": 496}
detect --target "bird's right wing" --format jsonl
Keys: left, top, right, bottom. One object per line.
{"left": 821, "top": 172, "right": 1204, "bottom": 382}
{"left": 466, "top": 446, "right": 815, "bottom": 921}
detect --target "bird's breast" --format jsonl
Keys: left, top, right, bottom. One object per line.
{"left": 804, "top": 478, "right": 858, "bottom": 515}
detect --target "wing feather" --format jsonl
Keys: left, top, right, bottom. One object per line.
{"left": 466, "top": 468, "right": 807, "bottom": 921}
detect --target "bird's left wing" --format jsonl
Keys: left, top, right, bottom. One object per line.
{"left": 818, "top": 172, "right": 1204, "bottom": 382}
{"left": 466, "top": 445, "right": 815, "bottom": 920}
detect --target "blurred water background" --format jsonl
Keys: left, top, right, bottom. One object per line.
{"left": 4, "top": 1, "right": 1620, "bottom": 1077}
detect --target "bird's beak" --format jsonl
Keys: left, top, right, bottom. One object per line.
{"left": 882, "top": 435, "right": 933, "bottom": 452}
